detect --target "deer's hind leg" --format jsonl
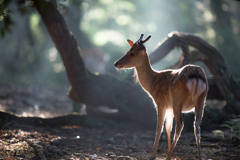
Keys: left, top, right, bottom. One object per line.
{"left": 165, "top": 109, "right": 173, "bottom": 154}
{"left": 167, "top": 103, "right": 184, "bottom": 160}
{"left": 194, "top": 93, "right": 205, "bottom": 160}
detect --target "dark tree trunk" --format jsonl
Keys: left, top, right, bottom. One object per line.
{"left": 210, "top": 0, "right": 240, "bottom": 77}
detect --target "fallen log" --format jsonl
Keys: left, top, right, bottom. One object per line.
{"left": 0, "top": 111, "right": 85, "bottom": 127}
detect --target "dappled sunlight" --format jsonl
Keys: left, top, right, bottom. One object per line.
{"left": 205, "top": 27, "right": 216, "bottom": 39}
{"left": 53, "top": 63, "right": 64, "bottom": 73}
{"left": 22, "top": 111, "right": 46, "bottom": 118}
{"left": 30, "top": 13, "right": 40, "bottom": 28}
{"left": 0, "top": 103, "right": 59, "bottom": 119}
{"left": 48, "top": 47, "right": 64, "bottom": 73}
{"left": 86, "top": 8, "right": 106, "bottom": 21}
{"left": 99, "top": 0, "right": 113, "bottom": 4}
{"left": 48, "top": 48, "right": 57, "bottom": 62}
{"left": 30, "top": 13, "right": 44, "bottom": 40}
{"left": 195, "top": 1, "right": 205, "bottom": 11}
{"left": 93, "top": 30, "right": 125, "bottom": 46}
{"left": 0, "top": 85, "right": 73, "bottom": 119}
{"left": 107, "top": 1, "right": 136, "bottom": 12}
{"left": 203, "top": 11, "right": 215, "bottom": 22}
{"left": 116, "top": 15, "right": 131, "bottom": 26}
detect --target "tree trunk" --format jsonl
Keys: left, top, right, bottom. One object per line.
{"left": 210, "top": 0, "right": 240, "bottom": 77}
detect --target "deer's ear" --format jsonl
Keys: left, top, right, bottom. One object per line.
{"left": 127, "top": 39, "right": 134, "bottom": 47}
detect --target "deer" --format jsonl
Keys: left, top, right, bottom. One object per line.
{"left": 114, "top": 34, "right": 208, "bottom": 160}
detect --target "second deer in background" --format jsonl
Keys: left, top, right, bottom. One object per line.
{"left": 114, "top": 34, "right": 208, "bottom": 160}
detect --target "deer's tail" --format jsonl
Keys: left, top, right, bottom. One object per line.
{"left": 188, "top": 71, "right": 207, "bottom": 101}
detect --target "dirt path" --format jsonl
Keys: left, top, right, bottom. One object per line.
{"left": 0, "top": 84, "right": 239, "bottom": 159}
{"left": 1, "top": 123, "right": 239, "bottom": 160}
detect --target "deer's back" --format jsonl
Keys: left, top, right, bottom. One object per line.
{"left": 150, "top": 65, "right": 207, "bottom": 111}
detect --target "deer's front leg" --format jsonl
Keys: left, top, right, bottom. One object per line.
{"left": 149, "top": 107, "right": 166, "bottom": 160}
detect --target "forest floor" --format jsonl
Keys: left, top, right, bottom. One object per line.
{"left": 0, "top": 84, "right": 240, "bottom": 160}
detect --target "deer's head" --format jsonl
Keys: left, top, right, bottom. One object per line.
{"left": 114, "top": 34, "right": 151, "bottom": 69}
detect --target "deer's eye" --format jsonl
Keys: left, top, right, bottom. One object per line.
{"left": 130, "top": 52, "right": 134, "bottom": 57}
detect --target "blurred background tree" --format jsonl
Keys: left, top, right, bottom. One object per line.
{"left": 0, "top": 0, "right": 239, "bottom": 87}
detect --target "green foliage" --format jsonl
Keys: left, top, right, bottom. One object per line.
{"left": 0, "top": 0, "right": 32, "bottom": 37}
{"left": 222, "top": 117, "right": 240, "bottom": 131}
{"left": 222, "top": 116, "right": 240, "bottom": 138}
{"left": 0, "top": 3, "right": 7, "bottom": 21}
{"left": 0, "top": 0, "right": 13, "bottom": 37}
{"left": 0, "top": 15, "right": 14, "bottom": 37}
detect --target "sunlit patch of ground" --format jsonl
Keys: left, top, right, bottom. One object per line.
{"left": 0, "top": 84, "right": 73, "bottom": 118}
{"left": 0, "top": 129, "right": 35, "bottom": 159}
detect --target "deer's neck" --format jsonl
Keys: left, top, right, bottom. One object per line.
{"left": 135, "top": 55, "right": 155, "bottom": 93}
